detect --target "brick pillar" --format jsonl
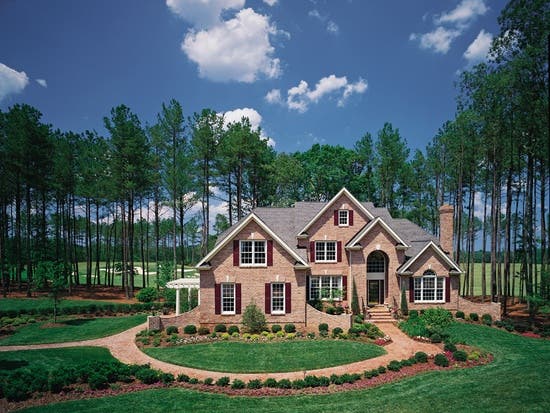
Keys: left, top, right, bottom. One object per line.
{"left": 439, "top": 204, "right": 454, "bottom": 257}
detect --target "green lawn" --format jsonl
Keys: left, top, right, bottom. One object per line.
{"left": 0, "top": 297, "right": 124, "bottom": 314}
{"left": 20, "top": 323, "right": 550, "bottom": 413}
{"left": 460, "top": 262, "right": 541, "bottom": 296}
{"left": 0, "top": 346, "right": 117, "bottom": 372}
{"left": 0, "top": 314, "right": 146, "bottom": 346}
{"left": 144, "top": 340, "right": 386, "bottom": 373}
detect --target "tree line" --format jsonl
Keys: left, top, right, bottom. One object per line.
{"left": 0, "top": 0, "right": 548, "bottom": 314}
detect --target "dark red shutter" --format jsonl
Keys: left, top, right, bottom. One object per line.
{"left": 306, "top": 275, "right": 310, "bottom": 301}
{"left": 267, "top": 240, "right": 273, "bottom": 266}
{"left": 349, "top": 210, "right": 354, "bottom": 226}
{"left": 334, "top": 210, "right": 338, "bottom": 225}
{"left": 342, "top": 276, "right": 347, "bottom": 300}
{"left": 214, "top": 283, "right": 221, "bottom": 314}
{"left": 409, "top": 277, "right": 414, "bottom": 302}
{"left": 310, "top": 241, "right": 315, "bottom": 262}
{"left": 233, "top": 240, "right": 239, "bottom": 266}
{"left": 236, "top": 283, "right": 242, "bottom": 314}
{"left": 285, "top": 283, "right": 291, "bottom": 313}
{"left": 337, "top": 241, "right": 342, "bottom": 262}
{"left": 445, "top": 277, "right": 451, "bottom": 302}
{"left": 265, "top": 283, "right": 271, "bottom": 314}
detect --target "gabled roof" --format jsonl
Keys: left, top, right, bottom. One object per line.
{"left": 397, "top": 240, "right": 462, "bottom": 274}
{"left": 296, "top": 187, "right": 374, "bottom": 236}
{"left": 196, "top": 213, "right": 309, "bottom": 269}
{"left": 346, "top": 216, "right": 410, "bottom": 248}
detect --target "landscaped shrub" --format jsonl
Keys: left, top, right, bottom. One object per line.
{"left": 455, "top": 310, "right": 465, "bottom": 319}
{"left": 197, "top": 326, "right": 210, "bottom": 335}
{"left": 215, "top": 376, "right": 230, "bottom": 387}
{"left": 348, "top": 327, "right": 362, "bottom": 336}
{"left": 277, "top": 379, "right": 292, "bottom": 389}
{"left": 482, "top": 314, "right": 493, "bottom": 326}
{"left": 263, "top": 378, "right": 278, "bottom": 388}
{"left": 430, "top": 333, "right": 442, "bottom": 343}
{"left": 286, "top": 333, "right": 296, "bottom": 340}
{"left": 307, "top": 332, "right": 315, "bottom": 339}
{"left": 284, "top": 323, "right": 296, "bottom": 333}
{"left": 166, "top": 325, "right": 178, "bottom": 335}
{"left": 221, "top": 332, "right": 230, "bottom": 340}
{"left": 159, "top": 373, "right": 174, "bottom": 384}
{"left": 228, "top": 325, "right": 240, "bottom": 335}
{"left": 292, "top": 379, "right": 307, "bottom": 389}
{"left": 183, "top": 324, "right": 197, "bottom": 334}
{"left": 87, "top": 372, "right": 109, "bottom": 390}
{"left": 231, "top": 379, "right": 245, "bottom": 389}
{"left": 513, "top": 322, "right": 528, "bottom": 333}
{"left": 247, "top": 379, "right": 262, "bottom": 389}
{"left": 136, "top": 368, "right": 160, "bottom": 384}
{"left": 203, "top": 378, "right": 213, "bottom": 385}
{"left": 214, "top": 324, "right": 227, "bottom": 333}
{"left": 242, "top": 302, "right": 267, "bottom": 333}
{"left": 271, "top": 324, "right": 282, "bottom": 333}
{"left": 400, "top": 286, "right": 409, "bottom": 316}
{"left": 3, "top": 379, "right": 30, "bottom": 402}
{"left": 398, "top": 317, "right": 428, "bottom": 338}
{"left": 415, "top": 351, "right": 428, "bottom": 363}
{"left": 378, "top": 366, "right": 386, "bottom": 374}
{"left": 188, "top": 378, "right": 199, "bottom": 384}
{"left": 444, "top": 342, "right": 457, "bottom": 352}
{"left": 434, "top": 353, "right": 449, "bottom": 367}
{"left": 453, "top": 350, "right": 468, "bottom": 361}
{"left": 136, "top": 287, "right": 158, "bottom": 303}
{"left": 318, "top": 323, "right": 329, "bottom": 333}
{"left": 387, "top": 360, "right": 401, "bottom": 371}
{"left": 409, "top": 309, "right": 419, "bottom": 318}
{"left": 152, "top": 337, "right": 161, "bottom": 347}
{"left": 423, "top": 307, "right": 453, "bottom": 329}
{"left": 469, "top": 312, "right": 479, "bottom": 322}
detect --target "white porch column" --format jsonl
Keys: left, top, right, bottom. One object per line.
{"left": 175, "top": 288, "right": 181, "bottom": 316}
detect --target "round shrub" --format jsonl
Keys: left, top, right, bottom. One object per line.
{"left": 271, "top": 324, "right": 282, "bottom": 333}
{"left": 242, "top": 302, "right": 267, "bottom": 333}
{"left": 231, "top": 379, "right": 245, "bottom": 389}
{"left": 423, "top": 307, "right": 453, "bottom": 329}
{"left": 284, "top": 323, "right": 296, "bottom": 333}
{"left": 469, "top": 313, "right": 479, "bottom": 322}
{"left": 221, "top": 332, "right": 230, "bottom": 340}
{"left": 453, "top": 350, "right": 468, "bottom": 361}
{"left": 318, "top": 323, "right": 329, "bottom": 333}
{"left": 455, "top": 310, "right": 465, "bottom": 319}
{"left": 198, "top": 326, "right": 210, "bottom": 335}
{"left": 136, "top": 368, "right": 160, "bottom": 384}
{"left": 183, "top": 324, "right": 197, "bottom": 334}
{"left": 203, "top": 378, "right": 213, "bottom": 385}
{"left": 291, "top": 379, "right": 306, "bottom": 389}
{"left": 165, "top": 325, "right": 178, "bottom": 335}
{"left": 415, "top": 351, "right": 428, "bottom": 363}
{"left": 434, "top": 353, "right": 449, "bottom": 367}
{"left": 228, "top": 325, "right": 240, "bottom": 335}
{"left": 387, "top": 360, "right": 401, "bottom": 371}
{"left": 247, "top": 379, "right": 262, "bottom": 389}
{"left": 444, "top": 342, "right": 457, "bottom": 352}
{"left": 214, "top": 324, "right": 227, "bottom": 333}
{"left": 378, "top": 366, "right": 386, "bottom": 374}
{"left": 215, "top": 376, "right": 230, "bottom": 387}
{"left": 189, "top": 378, "right": 199, "bottom": 384}
{"left": 481, "top": 314, "right": 493, "bottom": 326}
{"left": 263, "top": 378, "right": 278, "bottom": 388}
{"left": 160, "top": 373, "right": 174, "bottom": 384}
{"left": 430, "top": 333, "right": 442, "bottom": 343}
{"left": 177, "top": 374, "right": 190, "bottom": 382}
{"left": 88, "top": 372, "right": 109, "bottom": 390}
{"left": 307, "top": 332, "right": 315, "bottom": 339}
{"left": 277, "top": 378, "right": 292, "bottom": 389}
{"left": 332, "top": 327, "right": 344, "bottom": 337}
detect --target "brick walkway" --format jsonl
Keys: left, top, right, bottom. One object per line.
{"left": 0, "top": 323, "right": 440, "bottom": 381}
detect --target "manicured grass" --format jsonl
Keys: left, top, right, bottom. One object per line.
{"left": 22, "top": 323, "right": 550, "bottom": 413}
{"left": 460, "top": 263, "right": 541, "bottom": 296}
{"left": 0, "top": 314, "right": 146, "bottom": 345}
{"left": 0, "top": 298, "right": 121, "bottom": 314}
{"left": 144, "top": 340, "right": 386, "bottom": 373}
{"left": 0, "top": 347, "right": 117, "bottom": 372}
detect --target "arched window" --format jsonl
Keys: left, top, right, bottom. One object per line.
{"left": 413, "top": 270, "right": 445, "bottom": 302}
{"left": 367, "top": 251, "right": 385, "bottom": 273}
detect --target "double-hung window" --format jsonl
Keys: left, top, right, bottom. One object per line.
{"left": 309, "top": 276, "right": 342, "bottom": 300}
{"left": 413, "top": 271, "right": 445, "bottom": 302}
{"left": 271, "top": 283, "right": 285, "bottom": 314}
{"left": 240, "top": 240, "right": 266, "bottom": 266}
{"left": 315, "top": 241, "right": 337, "bottom": 262}
{"left": 221, "top": 283, "right": 235, "bottom": 314}
{"left": 338, "top": 210, "right": 349, "bottom": 226}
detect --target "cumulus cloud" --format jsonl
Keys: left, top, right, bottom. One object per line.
{"left": 463, "top": 29, "right": 493, "bottom": 64}
{"left": 0, "top": 63, "right": 29, "bottom": 102}
{"left": 327, "top": 21, "right": 339, "bottom": 35}
{"left": 181, "top": 8, "right": 281, "bottom": 82}
{"left": 308, "top": 9, "right": 339, "bottom": 35}
{"left": 435, "top": 0, "right": 488, "bottom": 26}
{"left": 268, "top": 75, "right": 367, "bottom": 113}
{"left": 262, "top": 0, "right": 278, "bottom": 6}
{"left": 36, "top": 79, "right": 47, "bottom": 88}
{"left": 415, "top": 27, "right": 461, "bottom": 54}
{"left": 222, "top": 107, "right": 275, "bottom": 147}
{"left": 166, "top": 0, "right": 244, "bottom": 28}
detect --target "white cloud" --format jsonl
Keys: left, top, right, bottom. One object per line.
{"left": 463, "top": 29, "right": 493, "bottom": 64}
{"left": 222, "top": 107, "right": 276, "bottom": 147}
{"left": 36, "top": 78, "right": 47, "bottom": 88}
{"left": 327, "top": 21, "right": 339, "bottom": 35}
{"left": 308, "top": 9, "right": 324, "bottom": 21}
{"left": 435, "top": 0, "right": 488, "bottom": 26}
{"left": 263, "top": 0, "right": 278, "bottom": 6}
{"left": 181, "top": 8, "right": 281, "bottom": 82}
{"left": 0, "top": 63, "right": 29, "bottom": 102}
{"left": 166, "top": 0, "right": 244, "bottom": 28}
{"left": 265, "top": 88, "right": 282, "bottom": 104}
{"left": 415, "top": 26, "right": 461, "bottom": 54}
{"left": 271, "top": 74, "right": 367, "bottom": 113}
{"left": 309, "top": 9, "right": 339, "bottom": 35}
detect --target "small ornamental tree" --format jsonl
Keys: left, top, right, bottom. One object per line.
{"left": 400, "top": 284, "right": 409, "bottom": 317}
{"left": 351, "top": 277, "right": 361, "bottom": 315}
{"left": 34, "top": 261, "right": 68, "bottom": 323}
{"left": 242, "top": 301, "right": 267, "bottom": 333}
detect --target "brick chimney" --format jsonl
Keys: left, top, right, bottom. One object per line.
{"left": 439, "top": 204, "right": 454, "bottom": 257}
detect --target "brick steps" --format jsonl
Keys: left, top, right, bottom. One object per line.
{"left": 366, "top": 305, "right": 396, "bottom": 323}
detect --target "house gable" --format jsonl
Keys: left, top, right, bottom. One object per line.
{"left": 346, "top": 217, "right": 409, "bottom": 250}
{"left": 397, "top": 241, "right": 461, "bottom": 275}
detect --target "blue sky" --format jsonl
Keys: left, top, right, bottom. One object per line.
{"left": 0, "top": 0, "right": 504, "bottom": 153}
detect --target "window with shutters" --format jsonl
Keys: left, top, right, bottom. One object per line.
{"left": 271, "top": 283, "right": 285, "bottom": 314}
{"left": 240, "top": 240, "right": 266, "bottom": 266}
{"left": 338, "top": 210, "right": 349, "bottom": 226}
{"left": 309, "top": 276, "right": 342, "bottom": 300}
{"left": 221, "top": 283, "right": 235, "bottom": 314}
{"left": 315, "top": 241, "right": 337, "bottom": 262}
{"left": 413, "top": 271, "right": 445, "bottom": 303}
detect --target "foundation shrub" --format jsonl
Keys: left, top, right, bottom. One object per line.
{"left": 318, "top": 323, "right": 329, "bottom": 333}
{"left": 215, "top": 376, "right": 230, "bottom": 387}
{"left": 332, "top": 327, "right": 343, "bottom": 337}
{"left": 409, "top": 310, "right": 419, "bottom": 318}
{"left": 284, "top": 323, "right": 296, "bottom": 333}
{"left": 197, "top": 326, "right": 210, "bottom": 335}
{"left": 434, "top": 353, "right": 449, "bottom": 367}
{"left": 482, "top": 314, "right": 493, "bottom": 326}
{"left": 242, "top": 302, "right": 267, "bottom": 333}
{"left": 214, "top": 324, "right": 227, "bottom": 333}
{"left": 165, "top": 326, "right": 178, "bottom": 335}
{"left": 231, "top": 379, "right": 245, "bottom": 389}
{"left": 455, "top": 310, "right": 465, "bottom": 319}
{"left": 271, "top": 324, "right": 282, "bottom": 333}
{"left": 183, "top": 324, "right": 197, "bottom": 334}
{"left": 227, "top": 325, "right": 240, "bottom": 335}
{"left": 469, "top": 313, "right": 479, "bottom": 322}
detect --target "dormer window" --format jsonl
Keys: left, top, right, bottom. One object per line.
{"left": 338, "top": 210, "right": 349, "bottom": 226}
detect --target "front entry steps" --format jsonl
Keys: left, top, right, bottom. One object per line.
{"left": 366, "top": 305, "right": 395, "bottom": 323}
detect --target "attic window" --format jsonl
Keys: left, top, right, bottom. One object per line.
{"left": 338, "top": 210, "right": 349, "bottom": 226}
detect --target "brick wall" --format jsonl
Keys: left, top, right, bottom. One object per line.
{"left": 305, "top": 304, "right": 352, "bottom": 332}
{"left": 457, "top": 296, "right": 501, "bottom": 321}
{"left": 147, "top": 306, "right": 201, "bottom": 331}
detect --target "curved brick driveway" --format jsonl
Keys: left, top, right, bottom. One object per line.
{"left": 0, "top": 323, "right": 440, "bottom": 381}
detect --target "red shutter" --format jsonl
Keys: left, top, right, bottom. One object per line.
{"left": 337, "top": 241, "right": 342, "bottom": 262}
{"left": 233, "top": 240, "right": 239, "bottom": 266}
{"left": 445, "top": 277, "right": 451, "bottom": 302}
{"left": 334, "top": 210, "right": 338, "bottom": 225}
{"left": 349, "top": 210, "right": 354, "bottom": 226}
{"left": 236, "top": 283, "right": 242, "bottom": 314}
{"left": 214, "top": 283, "right": 221, "bottom": 314}
{"left": 285, "top": 283, "right": 291, "bottom": 313}
{"left": 342, "top": 276, "right": 347, "bottom": 300}
{"left": 310, "top": 241, "right": 315, "bottom": 262}
{"left": 267, "top": 240, "right": 273, "bottom": 266}
{"left": 306, "top": 275, "right": 310, "bottom": 301}
{"left": 265, "top": 283, "right": 271, "bottom": 314}
{"left": 409, "top": 277, "right": 414, "bottom": 302}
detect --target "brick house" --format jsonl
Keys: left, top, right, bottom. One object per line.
{"left": 189, "top": 188, "right": 493, "bottom": 331}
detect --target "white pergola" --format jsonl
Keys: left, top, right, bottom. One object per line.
{"left": 166, "top": 277, "right": 200, "bottom": 315}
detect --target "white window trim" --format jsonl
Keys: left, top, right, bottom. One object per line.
{"left": 338, "top": 209, "right": 349, "bottom": 227}
{"left": 271, "top": 282, "right": 285, "bottom": 315}
{"left": 239, "top": 240, "right": 267, "bottom": 267}
{"left": 414, "top": 274, "right": 445, "bottom": 303}
{"left": 309, "top": 275, "right": 343, "bottom": 301}
{"left": 315, "top": 241, "right": 337, "bottom": 263}
{"left": 221, "top": 283, "right": 236, "bottom": 315}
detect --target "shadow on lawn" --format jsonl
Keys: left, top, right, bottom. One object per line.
{"left": 62, "top": 319, "right": 96, "bottom": 326}
{"left": 0, "top": 359, "right": 29, "bottom": 370}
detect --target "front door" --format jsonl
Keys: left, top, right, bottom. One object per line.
{"left": 368, "top": 280, "right": 384, "bottom": 305}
